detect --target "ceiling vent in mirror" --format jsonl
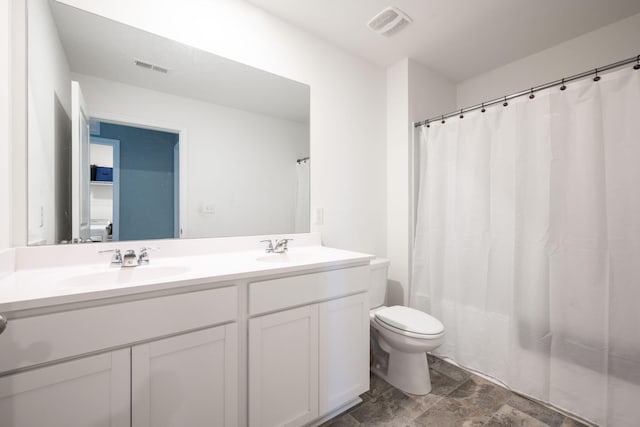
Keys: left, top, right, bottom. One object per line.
{"left": 134, "top": 59, "right": 169, "bottom": 74}
{"left": 367, "top": 6, "right": 412, "bottom": 37}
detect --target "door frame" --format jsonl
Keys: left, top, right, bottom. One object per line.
{"left": 88, "top": 111, "right": 187, "bottom": 239}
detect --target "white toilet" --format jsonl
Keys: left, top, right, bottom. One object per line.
{"left": 369, "top": 258, "right": 445, "bottom": 395}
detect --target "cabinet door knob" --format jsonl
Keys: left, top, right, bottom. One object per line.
{"left": 0, "top": 314, "right": 7, "bottom": 335}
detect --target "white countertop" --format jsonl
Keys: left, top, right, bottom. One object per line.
{"left": 0, "top": 245, "right": 374, "bottom": 312}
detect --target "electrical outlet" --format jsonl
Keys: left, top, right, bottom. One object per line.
{"left": 201, "top": 203, "right": 215, "bottom": 214}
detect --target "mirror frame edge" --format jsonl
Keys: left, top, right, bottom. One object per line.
{"left": 21, "top": 0, "right": 312, "bottom": 247}
{"left": 11, "top": 0, "right": 28, "bottom": 247}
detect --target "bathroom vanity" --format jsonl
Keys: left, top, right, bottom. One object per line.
{"left": 0, "top": 234, "right": 373, "bottom": 426}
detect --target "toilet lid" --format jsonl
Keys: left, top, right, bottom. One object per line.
{"left": 375, "top": 306, "right": 444, "bottom": 335}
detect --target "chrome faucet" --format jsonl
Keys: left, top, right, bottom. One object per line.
{"left": 122, "top": 250, "right": 139, "bottom": 267}
{"left": 99, "top": 247, "right": 157, "bottom": 267}
{"left": 260, "top": 238, "right": 292, "bottom": 253}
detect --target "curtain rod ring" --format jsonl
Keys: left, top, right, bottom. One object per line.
{"left": 503, "top": 96, "right": 508, "bottom": 107}
{"left": 529, "top": 88, "right": 535, "bottom": 99}
{"left": 560, "top": 78, "right": 567, "bottom": 91}
{"left": 459, "top": 109, "right": 464, "bottom": 119}
{"left": 481, "top": 103, "right": 486, "bottom": 113}
{"left": 634, "top": 55, "right": 640, "bottom": 70}
{"left": 593, "top": 68, "right": 601, "bottom": 82}
{"left": 441, "top": 114, "right": 445, "bottom": 124}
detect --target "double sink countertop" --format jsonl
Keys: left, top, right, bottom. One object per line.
{"left": 0, "top": 243, "right": 374, "bottom": 313}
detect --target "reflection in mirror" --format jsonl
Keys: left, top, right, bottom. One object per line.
{"left": 27, "top": 0, "right": 310, "bottom": 245}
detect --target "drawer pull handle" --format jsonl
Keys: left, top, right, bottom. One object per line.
{"left": 0, "top": 314, "right": 6, "bottom": 335}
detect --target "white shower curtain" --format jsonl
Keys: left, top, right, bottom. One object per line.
{"left": 411, "top": 66, "right": 640, "bottom": 426}
{"left": 294, "top": 160, "right": 310, "bottom": 232}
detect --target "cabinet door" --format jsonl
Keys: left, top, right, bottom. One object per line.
{"left": 132, "top": 324, "right": 238, "bottom": 427}
{"left": 0, "top": 349, "right": 130, "bottom": 427}
{"left": 249, "top": 305, "right": 319, "bottom": 427}
{"left": 319, "top": 293, "right": 369, "bottom": 415}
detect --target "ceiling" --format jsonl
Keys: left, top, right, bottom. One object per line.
{"left": 245, "top": 0, "right": 640, "bottom": 82}
{"left": 50, "top": 1, "right": 310, "bottom": 123}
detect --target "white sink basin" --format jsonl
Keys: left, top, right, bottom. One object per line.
{"left": 60, "top": 265, "right": 190, "bottom": 288}
{"left": 256, "top": 253, "right": 313, "bottom": 264}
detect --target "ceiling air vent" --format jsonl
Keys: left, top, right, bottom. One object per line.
{"left": 134, "top": 59, "right": 169, "bottom": 74}
{"left": 151, "top": 65, "right": 168, "bottom": 74}
{"left": 367, "top": 6, "right": 412, "bottom": 37}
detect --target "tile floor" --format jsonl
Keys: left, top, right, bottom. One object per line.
{"left": 322, "top": 355, "right": 593, "bottom": 427}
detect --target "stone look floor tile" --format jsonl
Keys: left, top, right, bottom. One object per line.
{"left": 410, "top": 375, "right": 512, "bottom": 427}
{"left": 429, "top": 358, "right": 471, "bottom": 384}
{"left": 559, "top": 417, "right": 591, "bottom": 427}
{"left": 320, "top": 413, "right": 360, "bottom": 427}
{"left": 401, "top": 368, "right": 469, "bottom": 415}
{"left": 324, "top": 356, "right": 588, "bottom": 427}
{"left": 350, "top": 387, "right": 416, "bottom": 425}
{"left": 353, "top": 363, "right": 469, "bottom": 424}
{"left": 506, "top": 394, "right": 565, "bottom": 427}
{"left": 362, "top": 373, "right": 394, "bottom": 401}
{"left": 483, "top": 404, "right": 552, "bottom": 427}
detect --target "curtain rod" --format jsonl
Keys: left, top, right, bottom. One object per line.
{"left": 414, "top": 54, "right": 640, "bottom": 128}
{"left": 296, "top": 157, "right": 310, "bottom": 164}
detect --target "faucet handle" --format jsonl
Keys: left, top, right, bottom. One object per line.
{"left": 139, "top": 246, "right": 159, "bottom": 264}
{"left": 99, "top": 248, "right": 122, "bottom": 265}
{"left": 274, "top": 238, "right": 293, "bottom": 253}
{"left": 260, "top": 239, "right": 274, "bottom": 253}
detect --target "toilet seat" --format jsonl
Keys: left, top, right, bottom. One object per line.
{"left": 374, "top": 306, "right": 444, "bottom": 337}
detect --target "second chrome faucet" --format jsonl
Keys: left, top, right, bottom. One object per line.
{"left": 260, "top": 238, "right": 293, "bottom": 254}
{"left": 99, "top": 247, "right": 159, "bottom": 267}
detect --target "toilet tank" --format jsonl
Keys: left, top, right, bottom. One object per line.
{"left": 369, "top": 258, "right": 390, "bottom": 309}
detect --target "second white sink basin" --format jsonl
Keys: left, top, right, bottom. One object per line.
{"left": 60, "top": 265, "right": 190, "bottom": 288}
{"left": 256, "top": 253, "right": 313, "bottom": 264}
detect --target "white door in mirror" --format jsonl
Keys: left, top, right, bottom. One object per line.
{"left": 71, "top": 81, "right": 91, "bottom": 242}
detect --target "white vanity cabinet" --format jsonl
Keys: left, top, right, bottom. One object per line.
{"left": 0, "top": 285, "right": 239, "bottom": 427}
{"left": 0, "top": 348, "right": 130, "bottom": 427}
{"left": 318, "top": 292, "right": 369, "bottom": 416}
{"left": 132, "top": 324, "right": 238, "bottom": 427}
{"left": 249, "top": 305, "right": 320, "bottom": 427}
{"left": 247, "top": 266, "right": 370, "bottom": 427}
{"left": 0, "top": 245, "right": 373, "bottom": 427}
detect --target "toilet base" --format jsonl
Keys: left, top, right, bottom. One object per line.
{"left": 371, "top": 348, "right": 432, "bottom": 395}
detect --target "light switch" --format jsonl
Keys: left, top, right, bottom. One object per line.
{"left": 201, "top": 203, "right": 215, "bottom": 214}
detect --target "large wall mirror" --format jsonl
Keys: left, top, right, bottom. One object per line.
{"left": 27, "top": 0, "right": 310, "bottom": 245}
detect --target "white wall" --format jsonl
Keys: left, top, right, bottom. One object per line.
{"left": 386, "top": 60, "right": 409, "bottom": 305}
{"left": 457, "top": 12, "right": 640, "bottom": 107}
{"left": 409, "top": 61, "right": 458, "bottom": 124}
{"left": 76, "top": 74, "right": 309, "bottom": 239}
{"left": 27, "top": 0, "right": 71, "bottom": 244}
{"left": 386, "top": 58, "right": 456, "bottom": 305}
{"left": 0, "top": 0, "right": 10, "bottom": 250}
{"left": 57, "top": 0, "right": 387, "bottom": 255}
